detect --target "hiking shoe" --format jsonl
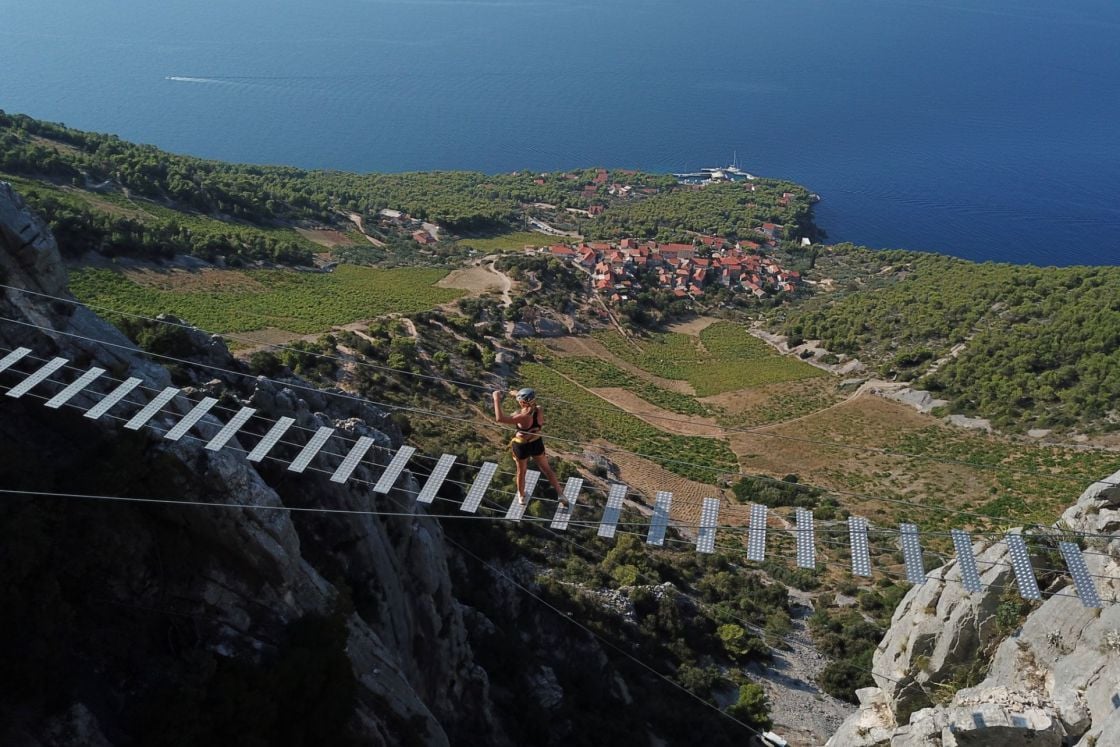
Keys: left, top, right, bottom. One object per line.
{"left": 516, "top": 492, "right": 526, "bottom": 505}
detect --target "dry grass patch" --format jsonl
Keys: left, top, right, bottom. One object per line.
{"left": 729, "top": 399, "right": 978, "bottom": 530}
{"left": 727, "top": 394, "right": 1118, "bottom": 530}
{"left": 728, "top": 397, "right": 988, "bottom": 519}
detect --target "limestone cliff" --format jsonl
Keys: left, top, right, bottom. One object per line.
{"left": 827, "top": 468, "right": 1120, "bottom": 746}
{"left": 0, "top": 181, "right": 502, "bottom": 745}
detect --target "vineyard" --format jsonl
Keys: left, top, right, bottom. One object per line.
{"left": 594, "top": 322, "right": 824, "bottom": 396}
{"left": 69, "top": 265, "right": 465, "bottom": 335}
{"left": 519, "top": 363, "right": 738, "bottom": 483}
{"left": 530, "top": 347, "right": 713, "bottom": 417}
{"left": 707, "top": 378, "right": 845, "bottom": 429}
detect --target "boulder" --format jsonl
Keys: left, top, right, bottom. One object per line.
{"left": 824, "top": 688, "right": 895, "bottom": 746}
{"left": 898, "top": 702, "right": 1064, "bottom": 746}
{"left": 527, "top": 665, "right": 565, "bottom": 710}
{"left": 510, "top": 322, "right": 535, "bottom": 338}
{"left": 534, "top": 318, "right": 566, "bottom": 337}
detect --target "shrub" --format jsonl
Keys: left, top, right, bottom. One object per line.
{"left": 726, "top": 683, "right": 772, "bottom": 730}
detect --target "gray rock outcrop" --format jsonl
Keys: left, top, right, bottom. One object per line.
{"left": 0, "top": 182, "right": 503, "bottom": 745}
{"left": 509, "top": 321, "right": 535, "bottom": 338}
{"left": 533, "top": 318, "right": 566, "bottom": 337}
{"left": 827, "top": 468, "right": 1120, "bottom": 746}
{"left": 878, "top": 387, "right": 949, "bottom": 414}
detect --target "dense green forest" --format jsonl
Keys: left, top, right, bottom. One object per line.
{"left": 584, "top": 179, "right": 816, "bottom": 242}
{"left": 776, "top": 246, "right": 1120, "bottom": 431}
{"left": 2, "top": 175, "right": 318, "bottom": 265}
{"left": 0, "top": 111, "right": 512, "bottom": 228}
{"left": 0, "top": 111, "right": 815, "bottom": 259}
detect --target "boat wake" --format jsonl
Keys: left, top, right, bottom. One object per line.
{"left": 165, "top": 76, "right": 224, "bottom": 84}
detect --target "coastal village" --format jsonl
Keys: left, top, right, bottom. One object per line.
{"left": 375, "top": 164, "right": 808, "bottom": 306}
{"left": 542, "top": 231, "right": 801, "bottom": 304}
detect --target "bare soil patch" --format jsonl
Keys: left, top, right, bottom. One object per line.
{"left": 587, "top": 387, "right": 724, "bottom": 438}
{"left": 1085, "top": 433, "right": 1120, "bottom": 451}
{"left": 122, "top": 267, "right": 267, "bottom": 293}
{"left": 437, "top": 265, "right": 506, "bottom": 295}
{"left": 230, "top": 327, "right": 306, "bottom": 347}
{"left": 295, "top": 227, "right": 354, "bottom": 248}
{"left": 542, "top": 336, "right": 696, "bottom": 395}
{"left": 664, "top": 315, "right": 720, "bottom": 337}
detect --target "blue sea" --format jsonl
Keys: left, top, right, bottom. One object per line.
{"left": 2, "top": 0, "right": 1118, "bottom": 266}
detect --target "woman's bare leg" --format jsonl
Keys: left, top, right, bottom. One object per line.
{"left": 515, "top": 456, "right": 529, "bottom": 503}
{"left": 533, "top": 454, "right": 565, "bottom": 505}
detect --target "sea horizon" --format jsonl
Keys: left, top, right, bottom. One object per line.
{"left": 3, "top": 0, "right": 1118, "bottom": 267}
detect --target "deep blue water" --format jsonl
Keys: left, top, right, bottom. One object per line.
{"left": 2, "top": 0, "right": 1119, "bottom": 266}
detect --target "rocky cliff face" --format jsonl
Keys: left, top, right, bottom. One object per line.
{"left": 0, "top": 182, "right": 502, "bottom": 745}
{"left": 1, "top": 181, "right": 794, "bottom": 747}
{"left": 827, "top": 468, "right": 1120, "bottom": 747}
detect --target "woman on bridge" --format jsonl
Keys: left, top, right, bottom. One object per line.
{"left": 492, "top": 388, "right": 567, "bottom": 507}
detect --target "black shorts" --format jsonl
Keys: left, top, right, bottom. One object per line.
{"left": 511, "top": 438, "right": 545, "bottom": 460}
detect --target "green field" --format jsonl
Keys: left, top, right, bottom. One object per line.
{"left": 595, "top": 322, "right": 824, "bottom": 396}
{"left": 69, "top": 265, "right": 465, "bottom": 335}
{"left": 519, "top": 363, "right": 737, "bottom": 483}
{"left": 534, "top": 352, "right": 714, "bottom": 417}
{"left": 455, "top": 231, "right": 554, "bottom": 253}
